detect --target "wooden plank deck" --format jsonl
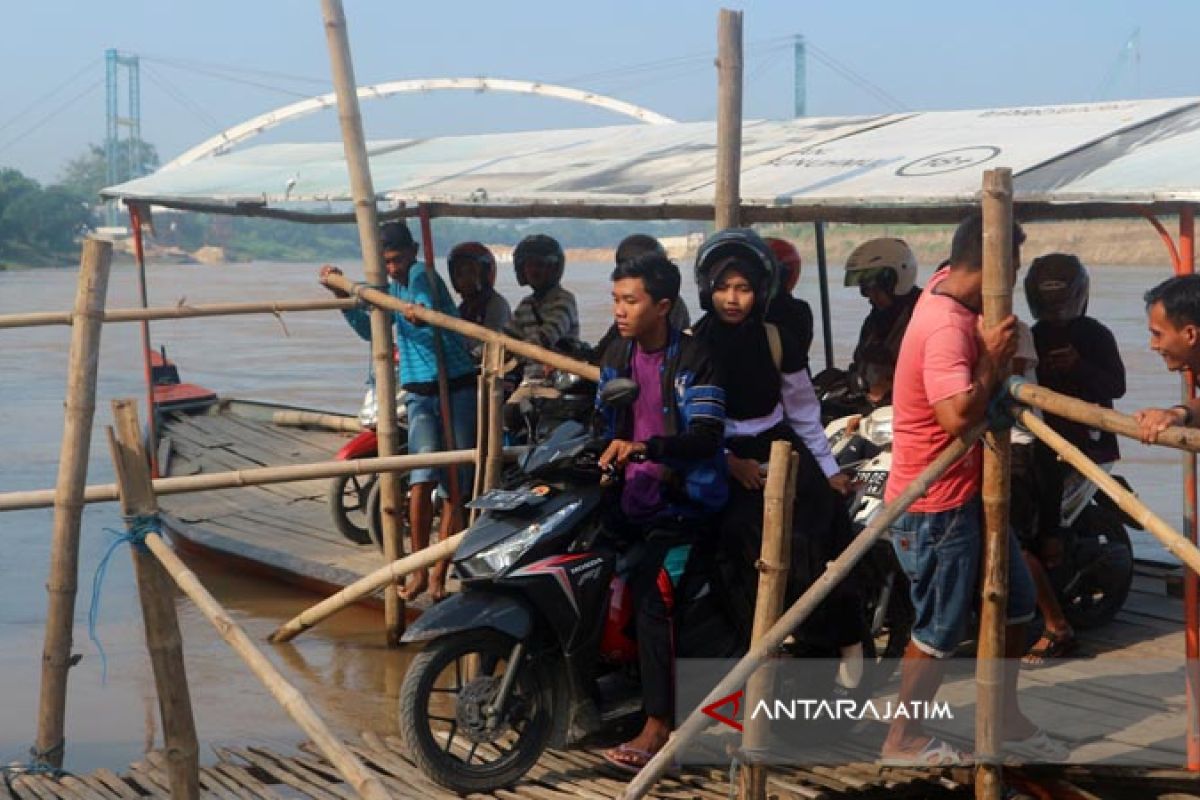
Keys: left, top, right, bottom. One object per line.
{"left": 155, "top": 402, "right": 401, "bottom": 605}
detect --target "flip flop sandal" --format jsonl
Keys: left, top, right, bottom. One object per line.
{"left": 1021, "top": 630, "right": 1077, "bottom": 667}
{"left": 602, "top": 743, "right": 658, "bottom": 776}
{"left": 880, "top": 737, "right": 973, "bottom": 767}
{"left": 1003, "top": 728, "right": 1071, "bottom": 763}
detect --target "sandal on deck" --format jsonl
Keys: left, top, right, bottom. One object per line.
{"left": 1003, "top": 728, "right": 1071, "bottom": 763}
{"left": 602, "top": 743, "right": 659, "bottom": 775}
{"left": 1022, "top": 629, "right": 1077, "bottom": 667}
{"left": 880, "top": 737, "right": 973, "bottom": 767}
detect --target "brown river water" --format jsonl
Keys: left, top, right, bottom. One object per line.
{"left": 0, "top": 256, "right": 1187, "bottom": 772}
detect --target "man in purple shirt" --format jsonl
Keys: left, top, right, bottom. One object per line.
{"left": 595, "top": 252, "right": 727, "bottom": 773}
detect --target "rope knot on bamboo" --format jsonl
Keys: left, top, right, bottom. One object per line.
{"left": 88, "top": 514, "right": 162, "bottom": 683}
{"left": 986, "top": 383, "right": 1018, "bottom": 432}
{"left": 1, "top": 742, "right": 70, "bottom": 786}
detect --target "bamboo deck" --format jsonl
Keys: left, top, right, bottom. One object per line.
{"left": 7, "top": 732, "right": 1200, "bottom": 799}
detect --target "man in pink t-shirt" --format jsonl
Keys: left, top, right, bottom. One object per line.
{"left": 880, "top": 213, "right": 1067, "bottom": 767}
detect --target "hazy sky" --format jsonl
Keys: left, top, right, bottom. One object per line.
{"left": 0, "top": 0, "right": 1194, "bottom": 183}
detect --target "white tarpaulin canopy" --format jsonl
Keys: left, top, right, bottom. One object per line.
{"left": 102, "top": 97, "right": 1200, "bottom": 223}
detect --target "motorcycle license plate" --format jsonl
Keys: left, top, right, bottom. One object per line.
{"left": 466, "top": 485, "right": 554, "bottom": 511}
{"left": 857, "top": 470, "right": 887, "bottom": 499}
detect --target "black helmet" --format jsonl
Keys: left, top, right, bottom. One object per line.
{"left": 1025, "top": 253, "right": 1089, "bottom": 323}
{"left": 615, "top": 233, "right": 666, "bottom": 266}
{"left": 513, "top": 234, "right": 565, "bottom": 287}
{"left": 694, "top": 228, "right": 778, "bottom": 315}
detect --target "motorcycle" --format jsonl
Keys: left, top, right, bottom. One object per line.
{"left": 825, "top": 403, "right": 1138, "bottom": 679}
{"left": 397, "top": 379, "right": 861, "bottom": 793}
{"left": 325, "top": 382, "right": 409, "bottom": 546}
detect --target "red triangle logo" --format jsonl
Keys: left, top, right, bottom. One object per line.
{"left": 701, "top": 689, "right": 744, "bottom": 732}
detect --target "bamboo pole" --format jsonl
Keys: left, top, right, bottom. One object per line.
{"left": 714, "top": 8, "right": 743, "bottom": 230}
{"left": 1008, "top": 379, "right": 1200, "bottom": 454}
{"left": 128, "top": 206, "right": 160, "bottom": 478}
{"left": 269, "top": 530, "right": 465, "bottom": 643}
{"left": 1178, "top": 205, "right": 1199, "bottom": 772}
{"left": 323, "top": 271, "right": 601, "bottom": 382}
{"left": 0, "top": 447, "right": 528, "bottom": 512}
{"left": 319, "top": 0, "right": 406, "bottom": 646}
{"left": 120, "top": 491, "right": 390, "bottom": 796}
{"left": 739, "top": 442, "right": 796, "bottom": 800}
{"left": 107, "top": 401, "right": 199, "bottom": 800}
{"left": 1019, "top": 409, "right": 1200, "bottom": 576}
{"left": 621, "top": 423, "right": 988, "bottom": 800}
{"left": 483, "top": 341, "right": 507, "bottom": 493}
{"left": 417, "top": 205, "right": 464, "bottom": 509}
{"left": 271, "top": 409, "right": 362, "bottom": 433}
{"left": 976, "top": 168, "right": 1014, "bottom": 799}
{"left": 35, "top": 238, "right": 113, "bottom": 768}
{"left": 0, "top": 297, "right": 357, "bottom": 330}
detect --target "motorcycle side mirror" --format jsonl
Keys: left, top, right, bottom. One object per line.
{"left": 598, "top": 377, "right": 639, "bottom": 409}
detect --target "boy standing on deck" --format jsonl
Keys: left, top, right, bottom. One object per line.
{"left": 320, "top": 222, "right": 477, "bottom": 602}
{"left": 879, "top": 212, "right": 1066, "bottom": 766}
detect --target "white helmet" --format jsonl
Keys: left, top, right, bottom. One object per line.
{"left": 844, "top": 238, "right": 918, "bottom": 296}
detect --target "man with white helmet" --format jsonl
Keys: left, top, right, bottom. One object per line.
{"left": 844, "top": 238, "right": 922, "bottom": 401}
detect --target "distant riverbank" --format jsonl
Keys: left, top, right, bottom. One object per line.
{"left": 10, "top": 217, "right": 1183, "bottom": 272}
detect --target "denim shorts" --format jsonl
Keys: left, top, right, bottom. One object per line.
{"left": 405, "top": 384, "right": 477, "bottom": 496}
{"left": 889, "top": 495, "right": 1036, "bottom": 658}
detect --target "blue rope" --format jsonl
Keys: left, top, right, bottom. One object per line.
{"left": 1, "top": 742, "right": 70, "bottom": 788}
{"left": 87, "top": 514, "right": 157, "bottom": 685}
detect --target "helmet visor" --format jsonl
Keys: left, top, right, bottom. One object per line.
{"left": 844, "top": 266, "right": 892, "bottom": 289}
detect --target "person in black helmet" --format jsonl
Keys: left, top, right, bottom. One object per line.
{"left": 1020, "top": 253, "right": 1125, "bottom": 666}
{"left": 504, "top": 234, "right": 580, "bottom": 377}
{"left": 592, "top": 233, "right": 690, "bottom": 363}
{"left": 691, "top": 229, "right": 863, "bottom": 684}
{"left": 447, "top": 241, "right": 511, "bottom": 360}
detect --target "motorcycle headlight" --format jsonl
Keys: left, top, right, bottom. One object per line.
{"left": 460, "top": 500, "right": 582, "bottom": 576}
{"left": 860, "top": 409, "right": 894, "bottom": 447}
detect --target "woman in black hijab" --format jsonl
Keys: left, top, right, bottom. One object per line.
{"left": 691, "top": 229, "right": 864, "bottom": 671}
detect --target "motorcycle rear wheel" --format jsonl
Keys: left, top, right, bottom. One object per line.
{"left": 1060, "top": 513, "right": 1133, "bottom": 631}
{"left": 399, "top": 631, "right": 555, "bottom": 793}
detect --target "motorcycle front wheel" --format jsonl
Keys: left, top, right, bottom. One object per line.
{"left": 399, "top": 631, "right": 555, "bottom": 794}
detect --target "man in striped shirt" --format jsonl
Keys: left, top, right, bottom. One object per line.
{"left": 505, "top": 234, "right": 580, "bottom": 378}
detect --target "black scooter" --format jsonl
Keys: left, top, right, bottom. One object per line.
{"left": 397, "top": 379, "right": 742, "bottom": 793}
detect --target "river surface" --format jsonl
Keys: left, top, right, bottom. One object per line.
{"left": 0, "top": 257, "right": 1187, "bottom": 771}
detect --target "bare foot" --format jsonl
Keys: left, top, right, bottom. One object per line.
{"left": 399, "top": 569, "right": 428, "bottom": 601}
{"left": 429, "top": 561, "right": 449, "bottom": 602}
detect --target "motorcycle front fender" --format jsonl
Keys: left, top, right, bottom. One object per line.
{"left": 335, "top": 429, "right": 378, "bottom": 460}
{"left": 400, "top": 590, "right": 533, "bottom": 644}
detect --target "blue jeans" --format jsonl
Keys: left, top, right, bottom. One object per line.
{"left": 405, "top": 385, "right": 477, "bottom": 497}
{"left": 890, "top": 496, "right": 1036, "bottom": 658}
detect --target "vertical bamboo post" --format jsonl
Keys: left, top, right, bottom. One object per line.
{"left": 108, "top": 400, "right": 392, "bottom": 800}
{"left": 483, "top": 341, "right": 507, "bottom": 493}
{"left": 714, "top": 8, "right": 743, "bottom": 231}
{"left": 319, "top": 0, "right": 405, "bottom": 644}
{"left": 127, "top": 205, "right": 160, "bottom": 477}
{"left": 107, "top": 400, "right": 198, "bottom": 799}
{"left": 470, "top": 349, "right": 488, "bottom": 523}
{"left": 35, "top": 238, "right": 113, "bottom": 768}
{"left": 976, "top": 167, "right": 1014, "bottom": 800}
{"left": 739, "top": 442, "right": 797, "bottom": 800}
{"left": 1179, "top": 205, "right": 1199, "bottom": 770}
{"left": 417, "top": 204, "right": 463, "bottom": 509}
